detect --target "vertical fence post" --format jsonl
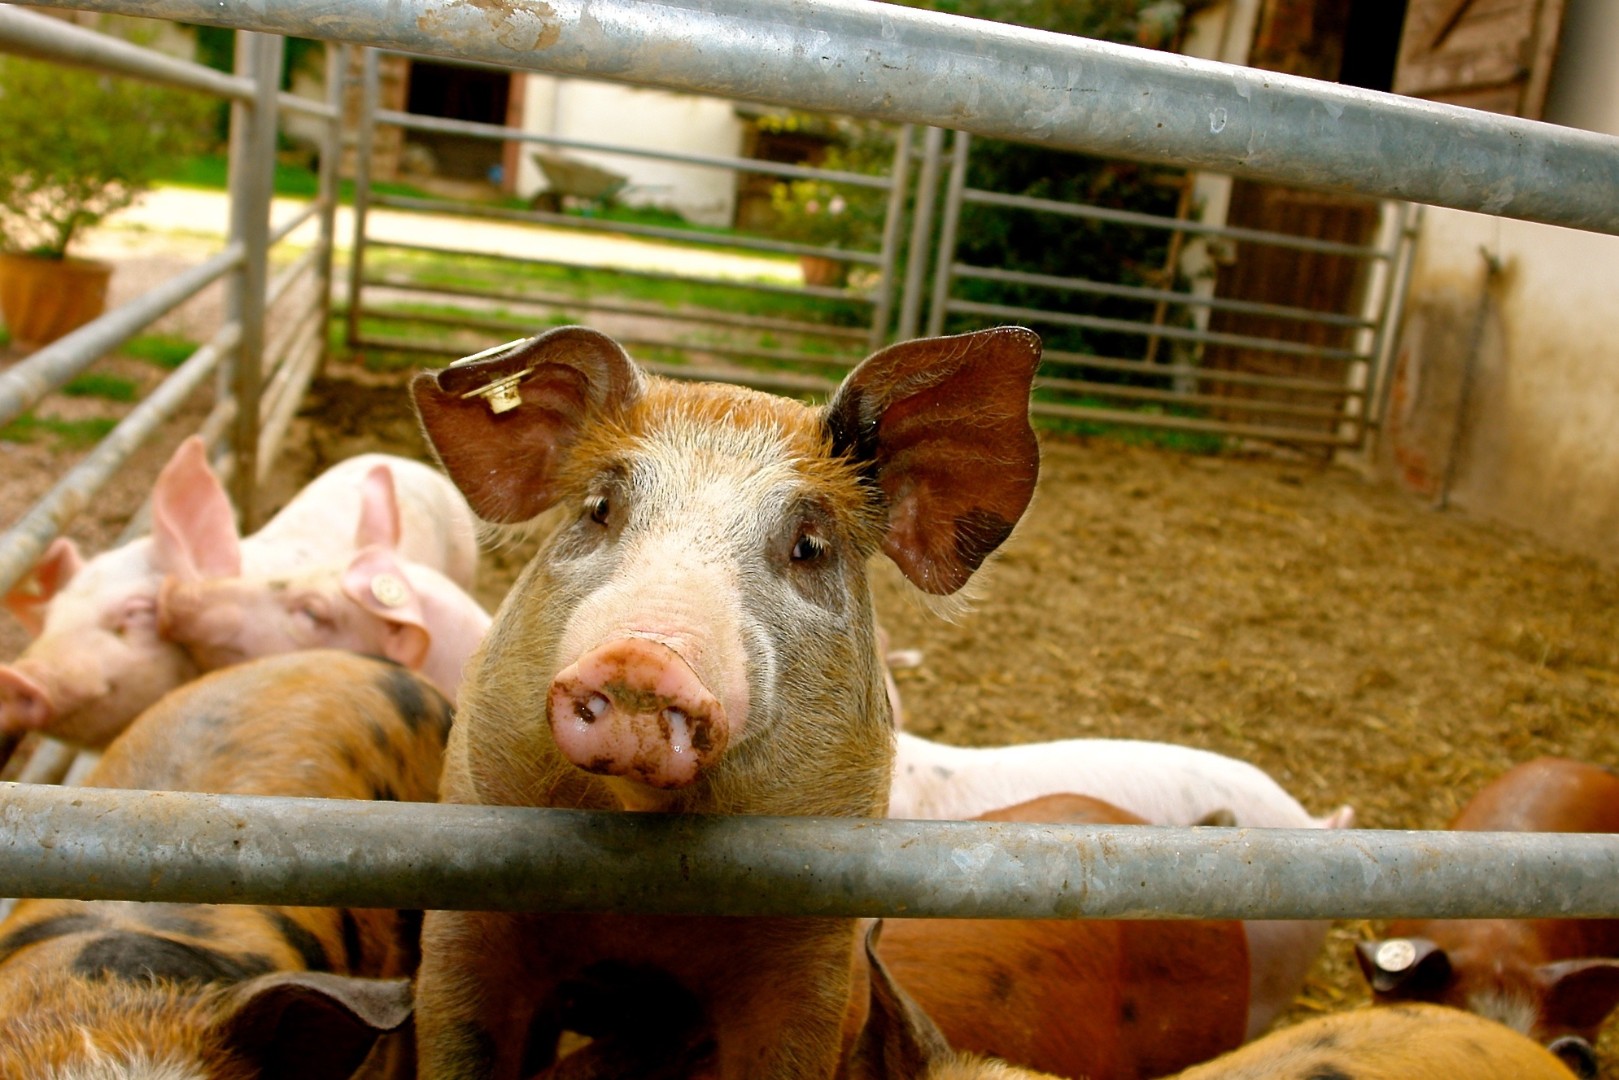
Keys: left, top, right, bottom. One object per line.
{"left": 925, "top": 131, "right": 970, "bottom": 337}
{"left": 224, "top": 31, "right": 283, "bottom": 528}
{"left": 897, "top": 126, "right": 946, "bottom": 341}
{"left": 345, "top": 47, "right": 379, "bottom": 352}
{"left": 867, "top": 124, "right": 914, "bottom": 351}
{"left": 312, "top": 41, "right": 345, "bottom": 375}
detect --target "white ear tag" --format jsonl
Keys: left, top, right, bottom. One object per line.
{"left": 370, "top": 572, "right": 410, "bottom": 608}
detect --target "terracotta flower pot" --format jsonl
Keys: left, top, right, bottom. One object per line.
{"left": 799, "top": 254, "right": 850, "bottom": 288}
{"left": 0, "top": 251, "right": 114, "bottom": 350}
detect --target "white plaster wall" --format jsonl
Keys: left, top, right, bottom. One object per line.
{"left": 515, "top": 76, "right": 744, "bottom": 227}
{"left": 1387, "top": 0, "right": 1619, "bottom": 563}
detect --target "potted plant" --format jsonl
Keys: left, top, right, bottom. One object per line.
{"left": 0, "top": 52, "right": 211, "bottom": 349}
{"left": 762, "top": 118, "right": 892, "bottom": 289}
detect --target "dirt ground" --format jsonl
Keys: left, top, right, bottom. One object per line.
{"left": 4, "top": 345, "right": 1618, "bottom": 1070}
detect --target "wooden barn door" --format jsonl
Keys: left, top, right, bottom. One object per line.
{"left": 1393, "top": 0, "right": 1567, "bottom": 119}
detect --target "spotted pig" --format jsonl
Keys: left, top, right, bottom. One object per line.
{"left": 0, "top": 649, "right": 454, "bottom": 1079}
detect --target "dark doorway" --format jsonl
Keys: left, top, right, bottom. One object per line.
{"left": 402, "top": 60, "right": 511, "bottom": 183}
{"left": 1340, "top": 0, "right": 1411, "bottom": 91}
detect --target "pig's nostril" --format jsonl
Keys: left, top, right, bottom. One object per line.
{"left": 664, "top": 707, "right": 689, "bottom": 753}
{"left": 576, "top": 692, "right": 611, "bottom": 725}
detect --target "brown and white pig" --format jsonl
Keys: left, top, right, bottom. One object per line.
{"left": 0, "top": 435, "right": 477, "bottom": 746}
{"left": 1163, "top": 1003, "right": 1578, "bottom": 1080}
{"left": 542, "top": 793, "right": 1248, "bottom": 1080}
{"left": 889, "top": 732, "right": 1354, "bottom": 1040}
{"left": 1354, "top": 756, "right": 1619, "bottom": 1079}
{"left": 159, "top": 544, "right": 492, "bottom": 705}
{"left": 0, "top": 648, "right": 454, "bottom": 1079}
{"left": 869, "top": 793, "right": 1249, "bottom": 1079}
{"left": 407, "top": 324, "right": 1043, "bottom": 1079}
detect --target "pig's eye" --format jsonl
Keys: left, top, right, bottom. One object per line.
{"left": 295, "top": 599, "right": 333, "bottom": 629}
{"left": 115, "top": 597, "right": 157, "bottom": 636}
{"left": 791, "top": 532, "right": 827, "bottom": 563}
{"left": 588, "top": 495, "right": 611, "bottom": 525}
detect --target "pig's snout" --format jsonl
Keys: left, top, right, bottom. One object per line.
{"left": 549, "top": 637, "right": 728, "bottom": 789}
{"left": 0, "top": 664, "right": 53, "bottom": 733}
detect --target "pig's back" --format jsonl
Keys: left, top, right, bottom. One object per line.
{"left": 85, "top": 650, "right": 452, "bottom": 803}
{"left": 892, "top": 733, "right": 1320, "bottom": 828}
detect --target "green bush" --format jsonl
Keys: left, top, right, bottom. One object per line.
{"left": 0, "top": 56, "right": 213, "bottom": 257}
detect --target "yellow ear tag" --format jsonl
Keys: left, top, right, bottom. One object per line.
{"left": 451, "top": 337, "right": 535, "bottom": 415}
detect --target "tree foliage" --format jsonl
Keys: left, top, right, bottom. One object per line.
{"left": 0, "top": 57, "right": 213, "bottom": 257}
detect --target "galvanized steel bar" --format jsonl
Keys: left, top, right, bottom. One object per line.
{"left": 0, "top": 246, "right": 243, "bottom": 430}
{"left": 868, "top": 124, "right": 914, "bottom": 350}
{"left": 370, "top": 192, "right": 884, "bottom": 266}
{"left": 3, "top": 784, "right": 1618, "bottom": 920}
{"left": 0, "top": 326, "right": 237, "bottom": 596}
{"left": 951, "top": 299, "right": 1369, "bottom": 362}
{"left": 345, "top": 47, "right": 379, "bottom": 352}
{"left": 374, "top": 107, "right": 895, "bottom": 189}
{"left": 898, "top": 126, "right": 945, "bottom": 340}
{"left": 9, "top": 0, "right": 1616, "bottom": 234}
{"left": 926, "top": 131, "right": 971, "bottom": 338}
{"left": 962, "top": 265, "right": 1377, "bottom": 330}
{"left": 963, "top": 189, "right": 1391, "bottom": 260}
{"left": 1038, "top": 399, "right": 1355, "bottom": 447}
{"left": 0, "top": 5, "right": 252, "bottom": 98}
{"left": 224, "top": 32, "right": 283, "bottom": 531}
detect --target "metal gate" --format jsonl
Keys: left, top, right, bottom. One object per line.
{"left": 0, "top": 0, "right": 1617, "bottom": 927}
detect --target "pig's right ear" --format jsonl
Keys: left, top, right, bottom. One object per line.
{"left": 826, "top": 327, "right": 1042, "bottom": 596}
{"left": 412, "top": 327, "right": 646, "bottom": 524}
{"left": 149, "top": 435, "right": 243, "bottom": 580}
{"left": 213, "top": 971, "right": 413, "bottom": 1080}
{"left": 342, "top": 547, "right": 431, "bottom": 670}
{"left": 4, "top": 537, "right": 84, "bottom": 635}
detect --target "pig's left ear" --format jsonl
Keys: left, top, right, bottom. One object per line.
{"left": 355, "top": 464, "right": 403, "bottom": 549}
{"left": 149, "top": 435, "right": 243, "bottom": 579}
{"left": 213, "top": 971, "right": 412, "bottom": 1080}
{"left": 412, "top": 327, "right": 647, "bottom": 524}
{"left": 5, "top": 537, "right": 84, "bottom": 636}
{"left": 342, "top": 548, "right": 430, "bottom": 670}
{"left": 826, "top": 326, "right": 1042, "bottom": 595}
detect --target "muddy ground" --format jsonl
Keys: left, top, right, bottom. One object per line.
{"left": 4, "top": 348, "right": 1618, "bottom": 1069}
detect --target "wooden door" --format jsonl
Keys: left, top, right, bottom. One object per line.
{"left": 1392, "top": 0, "right": 1567, "bottom": 118}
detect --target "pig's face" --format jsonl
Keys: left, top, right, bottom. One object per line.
{"left": 530, "top": 385, "right": 886, "bottom": 806}
{"left": 0, "top": 540, "right": 198, "bottom": 748}
{"left": 415, "top": 326, "right": 1042, "bottom": 814}
{"left": 160, "top": 572, "right": 358, "bottom": 671}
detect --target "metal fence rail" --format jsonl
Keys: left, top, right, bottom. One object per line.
{"left": 0, "top": 0, "right": 1615, "bottom": 932}
{"left": 5, "top": 783, "right": 1619, "bottom": 921}
{"left": 343, "top": 50, "right": 910, "bottom": 383}
{"left": 12, "top": 0, "right": 1619, "bottom": 236}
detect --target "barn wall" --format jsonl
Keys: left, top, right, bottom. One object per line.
{"left": 1376, "top": 0, "right": 1619, "bottom": 563}
{"left": 515, "top": 75, "right": 745, "bottom": 226}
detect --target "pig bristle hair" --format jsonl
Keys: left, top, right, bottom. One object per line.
{"left": 0, "top": 971, "right": 244, "bottom": 1080}
{"left": 929, "top": 1056, "right": 1065, "bottom": 1080}
{"left": 1467, "top": 987, "right": 1538, "bottom": 1036}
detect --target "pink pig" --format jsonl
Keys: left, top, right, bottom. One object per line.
{"left": 0, "top": 436, "right": 478, "bottom": 747}
{"left": 159, "top": 544, "right": 491, "bottom": 705}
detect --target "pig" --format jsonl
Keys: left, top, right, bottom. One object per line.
{"left": 0, "top": 648, "right": 455, "bottom": 1079}
{"left": 546, "top": 793, "right": 1248, "bottom": 1080}
{"left": 406, "top": 324, "right": 1043, "bottom": 1079}
{"left": 159, "top": 543, "right": 492, "bottom": 705}
{"left": 871, "top": 793, "right": 1249, "bottom": 1079}
{"left": 1164, "top": 1002, "right": 1578, "bottom": 1079}
{"left": 889, "top": 731, "right": 1353, "bottom": 1040}
{"left": 1354, "top": 756, "right": 1619, "bottom": 1079}
{"left": 0, "top": 434, "right": 478, "bottom": 746}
